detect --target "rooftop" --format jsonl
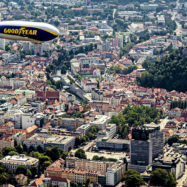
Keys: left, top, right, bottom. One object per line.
{"left": 25, "top": 133, "right": 74, "bottom": 144}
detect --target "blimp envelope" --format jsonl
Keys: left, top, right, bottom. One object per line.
{"left": 0, "top": 21, "right": 60, "bottom": 42}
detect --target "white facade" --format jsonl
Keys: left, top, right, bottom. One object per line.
{"left": 175, "top": 158, "right": 185, "bottom": 179}
{"left": 76, "top": 124, "right": 91, "bottom": 136}
{"left": 0, "top": 155, "right": 39, "bottom": 172}
{"left": 0, "top": 38, "right": 5, "bottom": 50}
{"left": 81, "top": 78, "right": 98, "bottom": 93}
{"left": 0, "top": 78, "right": 25, "bottom": 90}
{"left": 106, "top": 168, "right": 117, "bottom": 186}
{"left": 12, "top": 113, "right": 36, "bottom": 129}
{"left": 90, "top": 115, "right": 110, "bottom": 130}
{"left": 106, "top": 124, "right": 116, "bottom": 139}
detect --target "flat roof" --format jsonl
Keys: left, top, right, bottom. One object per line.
{"left": 108, "top": 139, "right": 130, "bottom": 144}
{"left": 26, "top": 133, "right": 74, "bottom": 144}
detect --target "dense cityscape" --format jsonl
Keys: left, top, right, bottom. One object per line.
{"left": 0, "top": 0, "right": 186, "bottom": 186}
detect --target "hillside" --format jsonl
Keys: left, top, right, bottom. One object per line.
{"left": 136, "top": 47, "right": 187, "bottom": 92}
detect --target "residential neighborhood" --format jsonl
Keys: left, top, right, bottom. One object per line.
{"left": 0, "top": 0, "right": 186, "bottom": 186}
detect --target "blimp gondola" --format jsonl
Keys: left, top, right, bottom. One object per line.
{"left": 0, "top": 21, "right": 60, "bottom": 43}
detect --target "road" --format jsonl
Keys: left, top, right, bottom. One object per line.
{"left": 171, "top": 0, "right": 182, "bottom": 36}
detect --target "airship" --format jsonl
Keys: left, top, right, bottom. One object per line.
{"left": 0, "top": 21, "right": 60, "bottom": 43}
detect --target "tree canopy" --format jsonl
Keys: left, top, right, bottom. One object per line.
{"left": 123, "top": 169, "right": 145, "bottom": 187}
{"left": 136, "top": 47, "right": 187, "bottom": 92}
{"left": 150, "top": 168, "right": 177, "bottom": 187}
{"left": 110, "top": 105, "right": 163, "bottom": 138}
{"left": 75, "top": 149, "right": 87, "bottom": 159}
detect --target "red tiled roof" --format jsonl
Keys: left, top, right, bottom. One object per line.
{"left": 50, "top": 176, "right": 70, "bottom": 182}
{"left": 31, "top": 175, "right": 45, "bottom": 186}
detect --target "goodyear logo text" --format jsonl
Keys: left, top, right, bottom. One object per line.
{"left": 3, "top": 28, "right": 37, "bottom": 36}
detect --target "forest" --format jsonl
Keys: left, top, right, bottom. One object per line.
{"left": 136, "top": 47, "right": 187, "bottom": 92}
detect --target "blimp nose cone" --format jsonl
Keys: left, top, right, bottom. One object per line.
{"left": 56, "top": 28, "right": 60, "bottom": 36}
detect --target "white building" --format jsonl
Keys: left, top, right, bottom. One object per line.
{"left": 35, "top": 0, "right": 86, "bottom": 6}
{"left": 140, "top": 4, "right": 158, "bottom": 11}
{"left": 24, "top": 133, "right": 75, "bottom": 152}
{"left": 90, "top": 115, "right": 110, "bottom": 130}
{"left": 106, "top": 167, "right": 118, "bottom": 186}
{"left": 81, "top": 78, "right": 98, "bottom": 93}
{"left": 106, "top": 123, "right": 116, "bottom": 139}
{"left": 0, "top": 39, "right": 5, "bottom": 50}
{"left": 0, "top": 155, "right": 39, "bottom": 173}
{"left": 76, "top": 124, "right": 91, "bottom": 136}
{"left": 12, "top": 113, "right": 36, "bottom": 129}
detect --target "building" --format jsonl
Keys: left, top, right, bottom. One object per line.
{"left": 106, "top": 167, "right": 118, "bottom": 186}
{"left": 51, "top": 118, "right": 81, "bottom": 131}
{"left": 12, "top": 113, "right": 36, "bottom": 129}
{"left": 76, "top": 124, "right": 92, "bottom": 136}
{"left": 45, "top": 159, "right": 98, "bottom": 184}
{"left": 30, "top": 175, "right": 70, "bottom": 187}
{"left": 0, "top": 154, "right": 39, "bottom": 173}
{"left": 43, "top": 176, "right": 70, "bottom": 187}
{"left": 152, "top": 147, "right": 185, "bottom": 180}
{"left": 66, "top": 157, "right": 114, "bottom": 175}
{"left": 130, "top": 138, "right": 152, "bottom": 166}
{"left": 0, "top": 38, "right": 5, "bottom": 50}
{"left": 96, "top": 139, "right": 130, "bottom": 151}
{"left": 81, "top": 78, "right": 98, "bottom": 93}
{"left": 35, "top": 91, "right": 59, "bottom": 102}
{"left": 0, "top": 77, "right": 26, "bottom": 90}
{"left": 0, "top": 136, "right": 14, "bottom": 151}
{"left": 140, "top": 3, "right": 158, "bottom": 11}
{"left": 129, "top": 125, "right": 164, "bottom": 172}
{"left": 97, "top": 123, "right": 116, "bottom": 140}
{"left": 35, "top": 0, "right": 87, "bottom": 6}
{"left": 24, "top": 133, "right": 75, "bottom": 152}
{"left": 90, "top": 115, "right": 110, "bottom": 130}
{"left": 106, "top": 163, "right": 125, "bottom": 186}
{"left": 45, "top": 157, "right": 126, "bottom": 185}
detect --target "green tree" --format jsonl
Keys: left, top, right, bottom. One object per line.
{"left": 15, "top": 145, "right": 23, "bottom": 154}
{"left": 137, "top": 47, "right": 187, "bottom": 92}
{"left": 0, "top": 163, "right": 13, "bottom": 185}
{"left": 16, "top": 165, "right": 27, "bottom": 175}
{"left": 150, "top": 168, "right": 177, "bottom": 187}
{"left": 8, "top": 151, "right": 19, "bottom": 156}
{"left": 37, "top": 145, "right": 43, "bottom": 153}
{"left": 30, "top": 166, "right": 38, "bottom": 178}
{"left": 167, "top": 172, "right": 177, "bottom": 187}
{"left": 123, "top": 169, "right": 145, "bottom": 187}
{"left": 28, "top": 145, "right": 35, "bottom": 153}
{"left": 2, "top": 147, "right": 16, "bottom": 156}
{"left": 41, "top": 161, "right": 51, "bottom": 171}
{"left": 167, "top": 135, "right": 179, "bottom": 146}
{"left": 75, "top": 149, "right": 87, "bottom": 159}
{"left": 70, "top": 181, "right": 78, "bottom": 187}
{"left": 45, "top": 146, "right": 67, "bottom": 161}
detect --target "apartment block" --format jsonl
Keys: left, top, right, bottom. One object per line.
{"left": 0, "top": 154, "right": 39, "bottom": 173}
